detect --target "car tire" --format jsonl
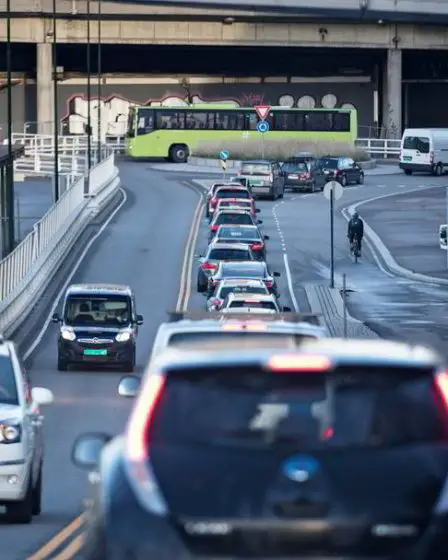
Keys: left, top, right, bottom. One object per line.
{"left": 57, "top": 356, "right": 68, "bottom": 371}
{"left": 32, "top": 463, "right": 43, "bottom": 516}
{"left": 341, "top": 175, "right": 347, "bottom": 187}
{"left": 357, "top": 173, "right": 364, "bottom": 185}
{"left": 6, "top": 475, "right": 33, "bottom": 524}
{"left": 404, "top": 169, "right": 412, "bottom": 175}
{"left": 197, "top": 277, "right": 205, "bottom": 292}
{"left": 169, "top": 144, "right": 189, "bottom": 163}
{"left": 309, "top": 182, "right": 316, "bottom": 193}
{"left": 434, "top": 163, "right": 443, "bottom": 176}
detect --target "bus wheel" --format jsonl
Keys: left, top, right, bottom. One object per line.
{"left": 170, "top": 144, "right": 189, "bottom": 163}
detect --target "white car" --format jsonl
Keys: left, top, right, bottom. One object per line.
{"left": 206, "top": 279, "right": 269, "bottom": 311}
{"left": 221, "top": 293, "right": 290, "bottom": 313}
{"left": 0, "top": 337, "right": 53, "bottom": 523}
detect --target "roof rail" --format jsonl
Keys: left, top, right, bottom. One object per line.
{"left": 167, "top": 311, "right": 321, "bottom": 324}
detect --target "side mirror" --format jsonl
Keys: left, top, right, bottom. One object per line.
{"left": 255, "top": 209, "right": 260, "bottom": 213}
{"left": 118, "top": 375, "right": 140, "bottom": 397}
{"left": 257, "top": 220, "right": 263, "bottom": 224}
{"left": 71, "top": 432, "right": 111, "bottom": 470}
{"left": 136, "top": 314, "right": 143, "bottom": 325}
{"left": 282, "top": 306, "right": 292, "bottom": 312}
{"left": 51, "top": 313, "right": 61, "bottom": 323}
{"left": 264, "top": 235, "right": 270, "bottom": 240}
{"left": 31, "top": 387, "right": 54, "bottom": 406}
{"left": 273, "top": 272, "right": 281, "bottom": 277}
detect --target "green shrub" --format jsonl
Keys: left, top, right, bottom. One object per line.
{"left": 191, "top": 138, "right": 369, "bottom": 162}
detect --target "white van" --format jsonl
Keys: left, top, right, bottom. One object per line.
{"left": 399, "top": 128, "right": 448, "bottom": 176}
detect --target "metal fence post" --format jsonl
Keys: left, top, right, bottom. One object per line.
{"left": 342, "top": 273, "right": 348, "bottom": 338}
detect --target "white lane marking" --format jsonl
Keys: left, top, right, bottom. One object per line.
{"left": 23, "top": 188, "right": 127, "bottom": 360}
{"left": 180, "top": 201, "right": 204, "bottom": 311}
{"left": 283, "top": 253, "right": 299, "bottom": 312}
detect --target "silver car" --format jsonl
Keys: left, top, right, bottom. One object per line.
{"left": 237, "top": 160, "right": 285, "bottom": 200}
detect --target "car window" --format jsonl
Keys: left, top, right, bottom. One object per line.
{"left": 216, "top": 189, "right": 250, "bottom": 199}
{"left": 218, "top": 286, "right": 267, "bottom": 299}
{"left": 208, "top": 249, "right": 252, "bottom": 260}
{"left": 319, "top": 158, "right": 338, "bottom": 168}
{"left": 0, "top": 356, "right": 19, "bottom": 405}
{"left": 228, "top": 300, "right": 277, "bottom": 310}
{"left": 215, "top": 214, "right": 253, "bottom": 225}
{"left": 219, "top": 200, "right": 251, "bottom": 208}
{"left": 403, "top": 136, "right": 430, "bottom": 153}
{"left": 167, "top": 332, "right": 312, "bottom": 347}
{"left": 282, "top": 162, "right": 308, "bottom": 172}
{"left": 218, "top": 227, "right": 259, "bottom": 240}
{"left": 63, "top": 295, "right": 131, "bottom": 327}
{"left": 240, "top": 163, "right": 271, "bottom": 176}
{"left": 150, "top": 365, "right": 448, "bottom": 450}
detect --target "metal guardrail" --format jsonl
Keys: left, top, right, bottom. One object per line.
{"left": 6, "top": 132, "right": 401, "bottom": 159}
{"left": 0, "top": 152, "right": 120, "bottom": 337}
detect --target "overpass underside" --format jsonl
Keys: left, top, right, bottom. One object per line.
{"left": 1, "top": 13, "right": 447, "bottom": 138}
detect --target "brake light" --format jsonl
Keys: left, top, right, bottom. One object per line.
{"left": 213, "top": 298, "right": 222, "bottom": 306}
{"left": 201, "top": 262, "right": 217, "bottom": 270}
{"left": 435, "top": 371, "right": 448, "bottom": 410}
{"left": 211, "top": 197, "right": 217, "bottom": 207}
{"left": 268, "top": 354, "right": 332, "bottom": 371}
{"left": 210, "top": 224, "right": 219, "bottom": 231}
{"left": 265, "top": 280, "right": 273, "bottom": 288}
{"left": 251, "top": 243, "right": 264, "bottom": 251}
{"left": 124, "top": 374, "right": 168, "bottom": 514}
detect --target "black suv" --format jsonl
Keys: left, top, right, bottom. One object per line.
{"left": 281, "top": 154, "right": 326, "bottom": 192}
{"left": 52, "top": 283, "right": 143, "bottom": 372}
{"left": 319, "top": 156, "right": 364, "bottom": 186}
{"left": 72, "top": 338, "right": 448, "bottom": 559}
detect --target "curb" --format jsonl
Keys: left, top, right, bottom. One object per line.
{"left": 188, "top": 156, "right": 377, "bottom": 170}
{"left": 341, "top": 185, "right": 448, "bottom": 286}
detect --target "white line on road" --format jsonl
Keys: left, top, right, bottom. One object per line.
{"left": 23, "top": 188, "right": 128, "bottom": 360}
{"left": 283, "top": 253, "right": 300, "bottom": 312}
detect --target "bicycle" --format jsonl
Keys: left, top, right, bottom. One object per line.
{"left": 350, "top": 235, "right": 361, "bottom": 263}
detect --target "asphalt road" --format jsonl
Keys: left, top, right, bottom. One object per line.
{"left": 1, "top": 163, "right": 201, "bottom": 560}
{"left": 14, "top": 178, "right": 54, "bottom": 243}
{"left": 358, "top": 185, "right": 448, "bottom": 278}
{"left": 3, "top": 166, "right": 447, "bottom": 559}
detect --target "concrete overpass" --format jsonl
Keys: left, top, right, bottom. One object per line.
{"left": 1, "top": 0, "right": 448, "bottom": 137}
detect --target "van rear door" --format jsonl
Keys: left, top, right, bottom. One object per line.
{"left": 401, "top": 134, "right": 431, "bottom": 167}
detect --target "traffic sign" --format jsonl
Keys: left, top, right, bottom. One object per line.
{"left": 323, "top": 181, "right": 343, "bottom": 201}
{"left": 257, "top": 120, "right": 270, "bottom": 133}
{"left": 254, "top": 105, "right": 272, "bottom": 120}
{"left": 219, "top": 150, "right": 229, "bottom": 160}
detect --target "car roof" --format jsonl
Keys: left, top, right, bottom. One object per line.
{"left": 217, "top": 278, "right": 266, "bottom": 286}
{"left": 218, "top": 224, "right": 257, "bottom": 229}
{"left": 220, "top": 260, "right": 265, "bottom": 268}
{"left": 152, "top": 338, "right": 442, "bottom": 372}
{"left": 227, "top": 293, "right": 275, "bottom": 301}
{"left": 215, "top": 185, "right": 249, "bottom": 191}
{"left": 221, "top": 307, "right": 277, "bottom": 314}
{"left": 65, "top": 283, "right": 132, "bottom": 295}
{"left": 208, "top": 242, "right": 252, "bottom": 252}
{"left": 214, "top": 209, "right": 252, "bottom": 215}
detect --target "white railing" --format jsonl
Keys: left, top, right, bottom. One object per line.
{"left": 6, "top": 132, "right": 401, "bottom": 159}
{"left": 0, "top": 152, "right": 120, "bottom": 336}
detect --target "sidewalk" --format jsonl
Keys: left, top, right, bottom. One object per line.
{"left": 15, "top": 177, "right": 53, "bottom": 242}
{"left": 346, "top": 185, "right": 448, "bottom": 283}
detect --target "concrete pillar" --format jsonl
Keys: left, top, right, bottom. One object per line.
{"left": 36, "top": 43, "right": 53, "bottom": 135}
{"left": 385, "top": 48, "right": 402, "bottom": 139}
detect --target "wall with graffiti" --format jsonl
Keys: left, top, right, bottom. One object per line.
{"left": 57, "top": 81, "right": 374, "bottom": 136}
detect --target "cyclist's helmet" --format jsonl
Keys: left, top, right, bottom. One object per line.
{"left": 353, "top": 212, "right": 359, "bottom": 219}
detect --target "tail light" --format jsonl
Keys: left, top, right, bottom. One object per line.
{"left": 213, "top": 298, "right": 223, "bottom": 307}
{"left": 265, "top": 280, "right": 273, "bottom": 288}
{"left": 435, "top": 371, "right": 448, "bottom": 411}
{"left": 124, "top": 374, "right": 168, "bottom": 514}
{"left": 201, "top": 262, "right": 217, "bottom": 270}
{"left": 210, "top": 197, "right": 217, "bottom": 207}
{"left": 210, "top": 225, "right": 219, "bottom": 232}
{"left": 251, "top": 243, "right": 264, "bottom": 251}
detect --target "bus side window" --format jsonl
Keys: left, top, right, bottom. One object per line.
{"left": 136, "top": 109, "right": 154, "bottom": 135}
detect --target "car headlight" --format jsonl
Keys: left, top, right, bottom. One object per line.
{"left": 0, "top": 422, "right": 21, "bottom": 444}
{"left": 61, "top": 328, "right": 76, "bottom": 341}
{"left": 116, "top": 332, "right": 131, "bottom": 342}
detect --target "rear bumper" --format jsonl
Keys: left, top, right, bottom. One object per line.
{"left": 399, "top": 162, "right": 433, "bottom": 172}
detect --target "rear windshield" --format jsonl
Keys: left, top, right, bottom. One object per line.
{"left": 216, "top": 189, "right": 250, "bottom": 199}
{"left": 282, "top": 162, "right": 308, "bottom": 172}
{"left": 216, "top": 286, "right": 268, "bottom": 299}
{"left": 319, "top": 158, "right": 339, "bottom": 168}
{"left": 215, "top": 214, "right": 253, "bottom": 225}
{"left": 241, "top": 163, "right": 271, "bottom": 176}
{"left": 209, "top": 248, "right": 252, "bottom": 260}
{"left": 228, "top": 300, "right": 277, "bottom": 310}
{"left": 217, "top": 227, "right": 259, "bottom": 240}
{"left": 150, "top": 365, "right": 448, "bottom": 450}
{"left": 219, "top": 200, "right": 251, "bottom": 207}
{"left": 168, "top": 332, "right": 313, "bottom": 348}
{"left": 221, "top": 265, "right": 265, "bottom": 277}
{"left": 403, "top": 136, "right": 430, "bottom": 153}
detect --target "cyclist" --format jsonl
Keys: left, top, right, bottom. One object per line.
{"left": 347, "top": 212, "right": 364, "bottom": 255}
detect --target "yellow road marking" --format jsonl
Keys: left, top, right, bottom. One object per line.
{"left": 52, "top": 533, "right": 85, "bottom": 560}
{"left": 26, "top": 514, "right": 85, "bottom": 560}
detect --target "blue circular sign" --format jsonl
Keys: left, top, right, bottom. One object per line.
{"left": 219, "top": 150, "right": 229, "bottom": 160}
{"left": 257, "top": 120, "right": 269, "bottom": 133}
{"left": 283, "top": 455, "right": 319, "bottom": 482}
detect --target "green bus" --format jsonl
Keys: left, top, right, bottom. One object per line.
{"left": 126, "top": 104, "right": 358, "bottom": 162}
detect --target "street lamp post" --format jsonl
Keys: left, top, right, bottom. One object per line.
{"left": 5, "top": 0, "right": 15, "bottom": 255}
{"left": 97, "top": 0, "right": 102, "bottom": 161}
{"left": 86, "top": 0, "right": 92, "bottom": 176}
{"left": 52, "top": 0, "right": 59, "bottom": 202}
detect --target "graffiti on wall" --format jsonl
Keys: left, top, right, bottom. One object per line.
{"left": 61, "top": 92, "right": 357, "bottom": 137}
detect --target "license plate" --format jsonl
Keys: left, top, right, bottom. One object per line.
{"left": 83, "top": 349, "right": 107, "bottom": 356}
{"left": 403, "top": 156, "right": 412, "bottom": 161}
{"left": 289, "top": 174, "right": 298, "bottom": 179}
{"left": 249, "top": 180, "right": 263, "bottom": 186}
